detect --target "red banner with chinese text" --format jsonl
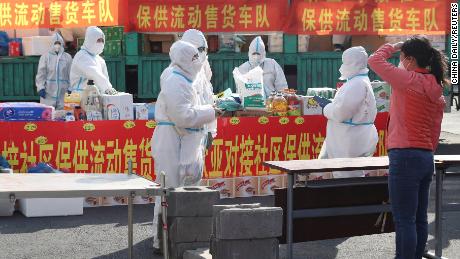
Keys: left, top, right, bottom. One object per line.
{"left": 0, "top": 0, "right": 122, "bottom": 29}
{"left": 129, "top": 0, "right": 288, "bottom": 32}
{"left": 0, "top": 113, "right": 388, "bottom": 181}
{"left": 284, "top": 0, "right": 453, "bottom": 35}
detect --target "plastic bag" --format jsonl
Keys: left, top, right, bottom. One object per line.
{"left": 233, "top": 66, "right": 265, "bottom": 109}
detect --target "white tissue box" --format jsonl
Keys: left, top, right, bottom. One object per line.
{"left": 101, "top": 93, "right": 134, "bottom": 120}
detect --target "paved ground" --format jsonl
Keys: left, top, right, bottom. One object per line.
{"left": 1, "top": 106, "right": 460, "bottom": 259}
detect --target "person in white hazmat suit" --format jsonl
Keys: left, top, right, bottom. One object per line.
{"left": 314, "top": 46, "right": 378, "bottom": 178}
{"left": 160, "top": 29, "right": 218, "bottom": 141}
{"left": 150, "top": 40, "right": 221, "bottom": 251}
{"left": 70, "top": 26, "right": 117, "bottom": 94}
{"left": 238, "top": 36, "right": 288, "bottom": 98}
{"left": 35, "top": 33, "right": 72, "bottom": 109}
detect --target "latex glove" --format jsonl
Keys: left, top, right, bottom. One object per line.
{"left": 313, "top": 95, "right": 331, "bottom": 108}
{"left": 392, "top": 42, "right": 404, "bottom": 51}
{"left": 104, "top": 88, "right": 118, "bottom": 95}
{"left": 38, "top": 89, "right": 46, "bottom": 98}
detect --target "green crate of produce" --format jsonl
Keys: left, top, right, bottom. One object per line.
{"left": 111, "top": 26, "right": 124, "bottom": 41}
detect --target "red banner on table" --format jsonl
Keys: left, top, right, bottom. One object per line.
{"left": 284, "top": 0, "right": 453, "bottom": 35}
{"left": 0, "top": 0, "right": 121, "bottom": 29}
{"left": 0, "top": 114, "right": 388, "bottom": 182}
{"left": 129, "top": 0, "right": 287, "bottom": 32}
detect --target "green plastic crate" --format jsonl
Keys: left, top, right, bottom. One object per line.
{"left": 137, "top": 55, "right": 171, "bottom": 99}
{"left": 124, "top": 32, "right": 141, "bottom": 56}
{"left": 296, "top": 52, "right": 400, "bottom": 94}
{"left": 111, "top": 26, "right": 124, "bottom": 41}
{"left": 103, "top": 40, "right": 122, "bottom": 57}
{"left": 104, "top": 57, "right": 126, "bottom": 92}
{"left": 283, "top": 35, "right": 297, "bottom": 54}
{"left": 0, "top": 57, "right": 40, "bottom": 101}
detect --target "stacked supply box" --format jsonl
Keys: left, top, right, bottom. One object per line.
{"left": 0, "top": 102, "right": 54, "bottom": 121}
{"left": 306, "top": 87, "right": 336, "bottom": 99}
{"left": 22, "top": 36, "right": 54, "bottom": 56}
{"left": 101, "top": 26, "right": 124, "bottom": 57}
{"left": 133, "top": 103, "right": 149, "bottom": 120}
{"left": 101, "top": 92, "right": 134, "bottom": 120}
{"left": 158, "top": 187, "right": 220, "bottom": 259}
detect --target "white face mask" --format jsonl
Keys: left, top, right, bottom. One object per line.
{"left": 94, "top": 42, "right": 104, "bottom": 55}
{"left": 198, "top": 50, "right": 207, "bottom": 63}
{"left": 189, "top": 57, "right": 204, "bottom": 78}
{"left": 250, "top": 54, "right": 263, "bottom": 66}
{"left": 54, "top": 44, "right": 61, "bottom": 53}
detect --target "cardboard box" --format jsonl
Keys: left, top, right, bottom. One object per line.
{"left": 0, "top": 102, "right": 54, "bottom": 121}
{"left": 101, "top": 92, "right": 134, "bottom": 120}
{"left": 22, "top": 36, "right": 54, "bottom": 56}
{"left": 308, "top": 35, "right": 333, "bottom": 52}
{"left": 133, "top": 195, "right": 155, "bottom": 205}
{"left": 19, "top": 198, "right": 83, "bottom": 217}
{"left": 149, "top": 34, "right": 175, "bottom": 42}
{"left": 298, "top": 35, "right": 310, "bottom": 52}
{"left": 84, "top": 197, "right": 102, "bottom": 207}
{"left": 300, "top": 96, "right": 323, "bottom": 115}
{"left": 133, "top": 103, "right": 149, "bottom": 120}
{"left": 258, "top": 175, "right": 283, "bottom": 196}
{"left": 234, "top": 177, "right": 258, "bottom": 198}
{"left": 371, "top": 81, "right": 391, "bottom": 100}
{"left": 208, "top": 178, "right": 235, "bottom": 199}
{"left": 268, "top": 34, "right": 283, "bottom": 53}
{"left": 351, "top": 35, "right": 386, "bottom": 52}
{"left": 376, "top": 97, "right": 390, "bottom": 112}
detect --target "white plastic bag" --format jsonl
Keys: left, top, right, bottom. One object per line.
{"left": 233, "top": 66, "right": 265, "bottom": 109}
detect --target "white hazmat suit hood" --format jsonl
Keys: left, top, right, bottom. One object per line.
{"left": 150, "top": 40, "right": 216, "bottom": 249}
{"left": 35, "top": 32, "right": 72, "bottom": 109}
{"left": 238, "top": 36, "right": 288, "bottom": 98}
{"left": 82, "top": 26, "right": 105, "bottom": 56}
{"left": 320, "top": 46, "right": 378, "bottom": 178}
{"left": 70, "top": 26, "right": 113, "bottom": 94}
{"left": 339, "top": 46, "right": 370, "bottom": 80}
{"left": 160, "top": 29, "right": 218, "bottom": 137}
{"left": 248, "top": 36, "right": 266, "bottom": 67}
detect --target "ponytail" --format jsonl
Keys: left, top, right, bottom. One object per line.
{"left": 429, "top": 47, "right": 449, "bottom": 86}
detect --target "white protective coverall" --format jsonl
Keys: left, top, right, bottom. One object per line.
{"left": 70, "top": 26, "right": 113, "bottom": 93}
{"left": 150, "top": 40, "right": 216, "bottom": 248}
{"left": 320, "top": 46, "right": 378, "bottom": 178}
{"left": 35, "top": 33, "right": 72, "bottom": 109}
{"left": 160, "top": 29, "right": 217, "bottom": 138}
{"left": 238, "top": 36, "right": 288, "bottom": 98}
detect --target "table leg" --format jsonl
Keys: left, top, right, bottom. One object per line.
{"left": 435, "top": 168, "right": 445, "bottom": 257}
{"left": 160, "top": 172, "right": 169, "bottom": 259}
{"left": 128, "top": 191, "right": 135, "bottom": 259}
{"left": 287, "top": 173, "right": 294, "bottom": 259}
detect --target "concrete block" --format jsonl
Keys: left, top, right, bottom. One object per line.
{"left": 183, "top": 248, "right": 212, "bottom": 259}
{"left": 216, "top": 207, "right": 283, "bottom": 240}
{"left": 213, "top": 238, "right": 279, "bottom": 259}
{"left": 212, "top": 204, "right": 261, "bottom": 235}
{"left": 170, "top": 242, "right": 209, "bottom": 259}
{"left": 169, "top": 217, "right": 213, "bottom": 243}
{"left": 168, "top": 187, "right": 220, "bottom": 217}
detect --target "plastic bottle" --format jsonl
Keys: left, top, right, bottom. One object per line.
{"left": 272, "top": 92, "right": 288, "bottom": 116}
{"left": 65, "top": 112, "right": 75, "bottom": 121}
{"left": 287, "top": 89, "right": 302, "bottom": 116}
{"left": 266, "top": 91, "right": 276, "bottom": 113}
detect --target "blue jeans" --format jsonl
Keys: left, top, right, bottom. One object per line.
{"left": 388, "top": 148, "right": 434, "bottom": 259}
